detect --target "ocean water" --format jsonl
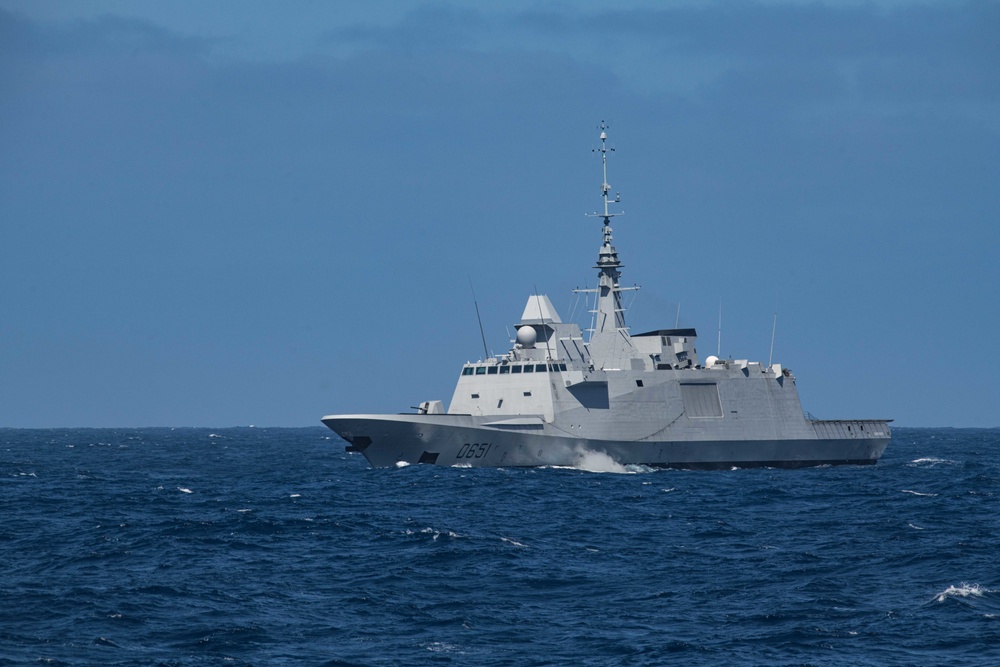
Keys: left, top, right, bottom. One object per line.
{"left": 1, "top": 427, "right": 998, "bottom": 666}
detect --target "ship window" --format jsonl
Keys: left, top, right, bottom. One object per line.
{"left": 559, "top": 364, "right": 567, "bottom": 371}
{"left": 497, "top": 399, "right": 503, "bottom": 408}
{"left": 475, "top": 366, "right": 486, "bottom": 375}
{"left": 471, "top": 393, "right": 480, "bottom": 399}
{"left": 462, "top": 367, "right": 473, "bottom": 376}
{"left": 636, "top": 380, "right": 644, "bottom": 387}
{"left": 536, "top": 364, "right": 547, "bottom": 372}
{"left": 523, "top": 365, "right": 534, "bottom": 373}
{"left": 487, "top": 366, "right": 498, "bottom": 375}
{"left": 523, "top": 391, "right": 532, "bottom": 397}
{"left": 499, "top": 366, "right": 510, "bottom": 374}
{"left": 680, "top": 383, "right": 723, "bottom": 418}
{"left": 512, "top": 365, "right": 523, "bottom": 374}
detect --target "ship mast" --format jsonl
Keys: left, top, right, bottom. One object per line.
{"left": 589, "top": 121, "right": 629, "bottom": 334}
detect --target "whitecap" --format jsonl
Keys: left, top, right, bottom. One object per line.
{"left": 177, "top": 487, "right": 193, "bottom": 494}
{"left": 209, "top": 433, "right": 221, "bottom": 438}
{"left": 661, "top": 487, "right": 677, "bottom": 493}
{"left": 901, "top": 489, "right": 938, "bottom": 497}
{"left": 910, "top": 457, "right": 959, "bottom": 466}
{"left": 425, "top": 642, "right": 460, "bottom": 653}
{"left": 289, "top": 493, "right": 301, "bottom": 498}
{"left": 236, "top": 508, "right": 252, "bottom": 513}
{"left": 907, "top": 523, "right": 925, "bottom": 530}
{"left": 395, "top": 461, "right": 410, "bottom": 468}
{"left": 419, "top": 527, "right": 460, "bottom": 540}
{"left": 501, "top": 537, "right": 527, "bottom": 548}
{"left": 935, "top": 583, "right": 989, "bottom": 603}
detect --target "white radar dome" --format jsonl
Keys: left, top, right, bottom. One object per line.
{"left": 705, "top": 355, "right": 720, "bottom": 367}
{"left": 516, "top": 326, "right": 537, "bottom": 348}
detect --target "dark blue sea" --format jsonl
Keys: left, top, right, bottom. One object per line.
{"left": 2, "top": 428, "right": 998, "bottom": 666}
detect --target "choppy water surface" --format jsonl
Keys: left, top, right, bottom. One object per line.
{"left": 2, "top": 427, "right": 998, "bottom": 665}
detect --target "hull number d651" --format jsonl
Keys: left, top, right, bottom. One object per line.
{"left": 456, "top": 443, "right": 492, "bottom": 459}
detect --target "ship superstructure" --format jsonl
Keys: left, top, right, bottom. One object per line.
{"left": 323, "top": 125, "right": 891, "bottom": 468}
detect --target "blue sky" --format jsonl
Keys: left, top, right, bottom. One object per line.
{"left": 1, "top": 1, "right": 997, "bottom": 427}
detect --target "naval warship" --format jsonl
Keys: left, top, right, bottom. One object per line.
{"left": 323, "top": 125, "right": 891, "bottom": 469}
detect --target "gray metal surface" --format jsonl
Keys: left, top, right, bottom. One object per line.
{"left": 322, "top": 124, "right": 891, "bottom": 468}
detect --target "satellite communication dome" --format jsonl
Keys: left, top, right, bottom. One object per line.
{"left": 705, "top": 355, "right": 720, "bottom": 367}
{"left": 516, "top": 326, "right": 537, "bottom": 348}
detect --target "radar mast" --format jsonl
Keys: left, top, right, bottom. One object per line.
{"left": 587, "top": 121, "right": 633, "bottom": 335}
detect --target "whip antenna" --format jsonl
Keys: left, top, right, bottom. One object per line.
{"left": 469, "top": 277, "right": 489, "bottom": 360}
{"left": 769, "top": 311, "right": 778, "bottom": 368}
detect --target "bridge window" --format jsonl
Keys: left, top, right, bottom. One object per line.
{"left": 535, "top": 364, "right": 547, "bottom": 372}
{"left": 499, "top": 366, "right": 510, "bottom": 374}
{"left": 487, "top": 367, "right": 498, "bottom": 375}
{"left": 462, "top": 367, "right": 473, "bottom": 376}
{"left": 523, "top": 365, "right": 533, "bottom": 373}
{"left": 475, "top": 366, "right": 486, "bottom": 375}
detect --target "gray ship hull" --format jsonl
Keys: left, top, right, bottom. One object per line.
{"left": 323, "top": 414, "right": 890, "bottom": 469}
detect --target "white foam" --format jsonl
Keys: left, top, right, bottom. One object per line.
{"left": 177, "top": 487, "right": 192, "bottom": 494}
{"left": 395, "top": 461, "right": 410, "bottom": 468}
{"left": 910, "top": 457, "right": 959, "bottom": 466}
{"left": 574, "top": 450, "right": 630, "bottom": 473}
{"left": 501, "top": 537, "right": 528, "bottom": 548}
{"left": 236, "top": 508, "right": 252, "bottom": 513}
{"left": 419, "top": 527, "right": 461, "bottom": 540}
{"left": 902, "top": 489, "right": 938, "bottom": 497}
{"left": 935, "top": 583, "right": 990, "bottom": 603}
{"left": 289, "top": 493, "right": 301, "bottom": 498}
{"left": 425, "top": 642, "right": 460, "bottom": 653}
{"left": 907, "top": 523, "right": 925, "bottom": 530}
{"left": 209, "top": 433, "right": 221, "bottom": 438}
